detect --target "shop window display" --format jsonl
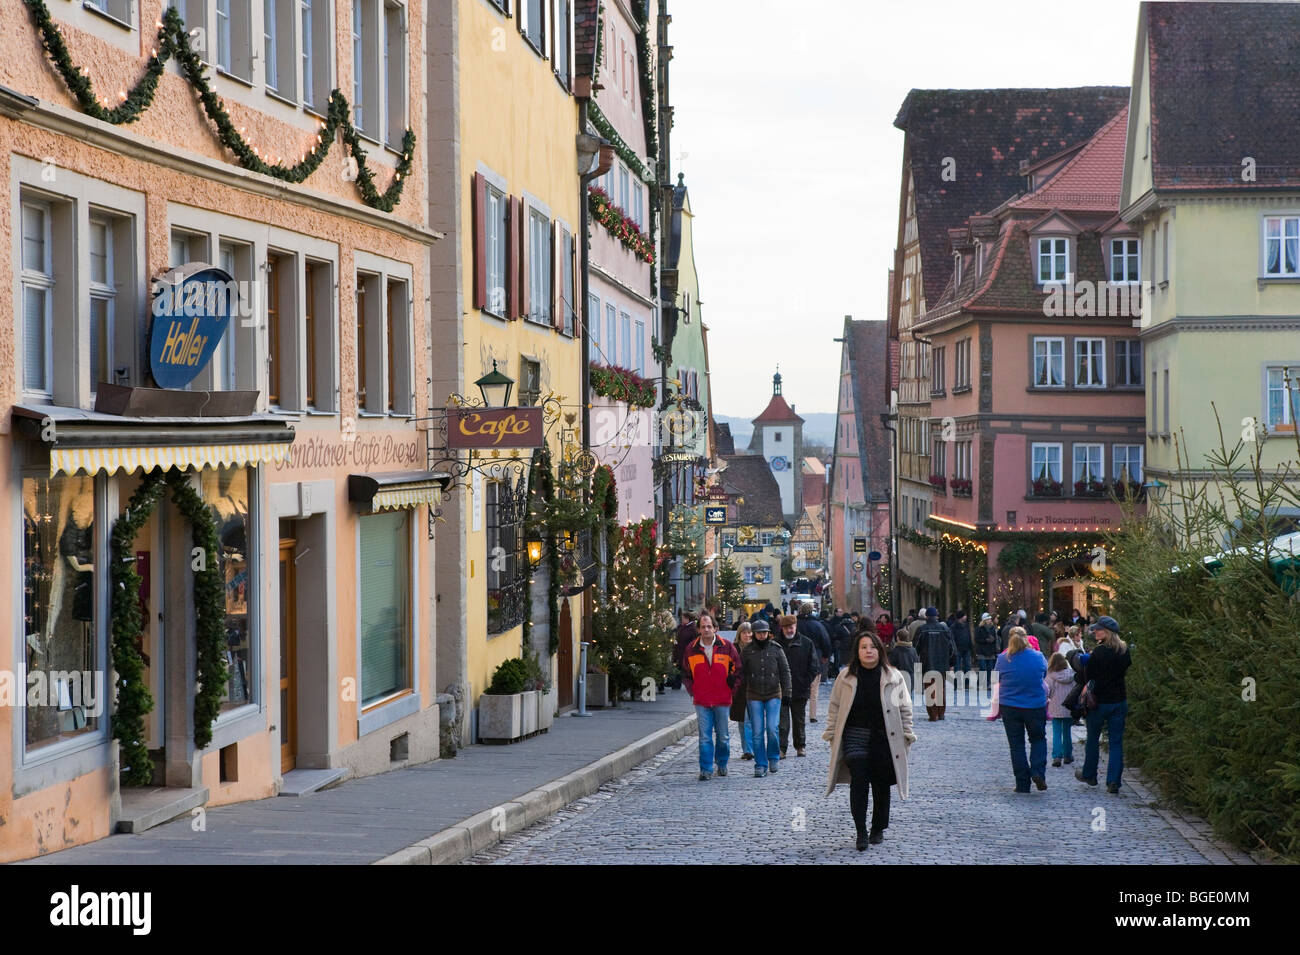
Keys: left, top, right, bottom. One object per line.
{"left": 23, "top": 474, "right": 99, "bottom": 750}
{"left": 202, "top": 467, "right": 252, "bottom": 712}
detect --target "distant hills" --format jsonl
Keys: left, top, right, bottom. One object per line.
{"left": 715, "top": 412, "right": 836, "bottom": 451}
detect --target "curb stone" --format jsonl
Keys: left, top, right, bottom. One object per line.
{"left": 374, "top": 712, "right": 698, "bottom": 865}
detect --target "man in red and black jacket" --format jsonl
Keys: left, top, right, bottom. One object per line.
{"left": 681, "top": 610, "right": 742, "bottom": 781}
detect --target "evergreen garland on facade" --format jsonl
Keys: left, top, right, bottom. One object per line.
{"left": 109, "top": 468, "right": 228, "bottom": 785}
{"left": 23, "top": 1, "right": 413, "bottom": 212}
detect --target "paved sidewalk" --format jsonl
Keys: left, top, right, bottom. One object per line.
{"left": 24, "top": 688, "right": 696, "bottom": 865}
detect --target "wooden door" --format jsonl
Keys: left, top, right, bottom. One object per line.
{"left": 279, "top": 539, "right": 298, "bottom": 773}
{"left": 558, "top": 598, "right": 574, "bottom": 708}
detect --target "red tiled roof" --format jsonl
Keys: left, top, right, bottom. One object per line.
{"left": 1146, "top": 2, "right": 1300, "bottom": 190}
{"left": 752, "top": 394, "right": 804, "bottom": 425}
{"left": 575, "top": 0, "right": 599, "bottom": 78}
{"left": 894, "top": 87, "right": 1130, "bottom": 307}
{"left": 1010, "top": 108, "right": 1128, "bottom": 212}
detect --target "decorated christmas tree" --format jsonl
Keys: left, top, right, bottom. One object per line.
{"left": 590, "top": 519, "right": 675, "bottom": 701}
{"left": 717, "top": 557, "right": 745, "bottom": 619}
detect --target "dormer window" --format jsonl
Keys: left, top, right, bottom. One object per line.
{"left": 975, "top": 240, "right": 983, "bottom": 277}
{"left": 953, "top": 252, "right": 962, "bottom": 287}
{"left": 1110, "top": 238, "right": 1141, "bottom": 283}
{"left": 1038, "top": 237, "right": 1069, "bottom": 284}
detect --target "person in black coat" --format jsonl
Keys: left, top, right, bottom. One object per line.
{"left": 797, "top": 606, "right": 833, "bottom": 722}
{"left": 776, "top": 614, "right": 820, "bottom": 757}
{"left": 913, "top": 607, "right": 956, "bottom": 721}
{"left": 951, "top": 609, "right": 973, "bottom": 673}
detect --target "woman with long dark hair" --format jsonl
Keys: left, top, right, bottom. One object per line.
{"left": 823, "top": 625, "right": 915, "bottom": 850}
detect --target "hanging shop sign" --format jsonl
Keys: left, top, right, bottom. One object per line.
{"left": 447, "top": 407, "right": 545, "bottom": 449}
{"left": 853, "top": 560, "right": 865, "bottom": 572}
{"left": 853, "top": 537, "right": 867, "bottom": 553}
{"left": 704, "top": 506, "right": 727, "bottom": 524}
{"left": 730, "top": 544, "right": 763, "bottom": 553}
{"left": 149, "top": 263, "right": 238, "bottom": 389}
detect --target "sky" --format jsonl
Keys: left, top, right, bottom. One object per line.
{"left": 667, "top": 0, "right": 1142, "bottom": 419}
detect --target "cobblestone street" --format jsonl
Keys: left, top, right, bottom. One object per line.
{"left": 468, "top": 685, "right": 1249, "bottom": 865}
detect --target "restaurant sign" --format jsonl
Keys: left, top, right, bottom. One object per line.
{"left": 149, "top": 264, "right": 238, "bottom": 389}
{"left": 447, "top": 407, "right": 545, "bottom": 449}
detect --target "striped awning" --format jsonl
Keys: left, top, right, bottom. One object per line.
{"left": 348, "top": 471, "right": 451, "bottom": 513}
{"left": 50, "top": 441, "right": 292, "bottom": 477}
{"left": 372, "top": 481, "right": 444, "bottom": 512}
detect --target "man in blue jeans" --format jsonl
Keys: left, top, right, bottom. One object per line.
{"left": 680, "top": 611, "right": 742, "bottom": 780}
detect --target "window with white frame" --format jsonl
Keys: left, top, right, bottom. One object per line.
{"left": 561, "top": 226, "right": 575, "bottom": 336}
{"left": 618, "top": 165, "right": 629, "bottom": 214}
{"left": 216, "top": 0, "right": 253, "bottom": 80}
{"left": 954, "top": 440, "right": 971, "bottom": 482}
{"left": 932, "top": 438, "right": 946, "bottom": 479}
{"left": 264, "top": 0, "right": 296, "bottom": 97}
{"left": 619, "top": 311, "right": 631, "bottom": 368}
{"left": 1115, "top": 339, "right": 1142, "bottom": 386}
{"left": 210, "top": 241, "right": 245, "bottom": 391}
{"left": 1038, "top": 237, "right": 1068, "bottom": 284}
{"left": 743, "top": 565, "right": 758, "bottom": 585}
{"left": 721, "top": 531, "right": 736, "bottom": 549}
{"left": 604, "top": 303, "right": 616, "bottom": 364}
{"left": 1266, "top": 366, "right": 1300, "bottom": 431}
{"left": 1111, "top": 238, "right": 1140, "bottom": 283}
{"left": 588, "top": 293, "right": 600, "bottom": 348}
{"left": 353, "top": 0, "right": 381, "bottom": 140}
{"left": 524, "top": 0, "right": 544, "bottom": 50}
{"left": 1161, "top": 221, "right": 1170, "bottom": 282}
{"left": 759, "top": 531, "right": 774, "bottom": 547}
{"left": 86, "top": 0, "right": 132, "bottom": 23}
{"left": 21, "top": 199, "right": 55, "bottom": 398}
{"left": 383, "top": 1, "right": 406, "bottom": 150}
{"left": 634, "top": 320, "right": 645, "bottom": 374}
{"left": 633, "top": 180, "right": 644, "bottom": 227}
{"left": 485, "top": 183, "right": 507, "bottom": 316}
{"left": 1264, "top": 216, "right": 1300, "bottom": 277}
{"left": 1113, "top": 444, "right": 1143, "bottom": 485}
{"left": 1033, "top": 337, "right": 1064, "bottom": 387}
{"left": 527, "top": 209, "right": 551, "bottom": 325}
{"left": 88, "top": 214, "right": 117, "bottom": 396}
{"left": 555, "top": 0, "right": 571, "bottom": 85}
{"left": 300, "top": 0, "right": 332, "bottom": 113}
{"left": 1075, "top": 338, "right": 1105, "bottom": 387}
{"left": 1031, "top": 442, "right": 1062, "bottom": 487}
{"left": 1072, "top": 443, "right": 1104, "bottom": 488}
{"left": 930, "top": 345, "right": 945, "bottom": 394}
{"left": 954, "top": 338, "right": 971, "bottom": 390}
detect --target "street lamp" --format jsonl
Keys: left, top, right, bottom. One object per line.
{"left": 474, "top": 359, "right": 514, "bottom": 408}
{"left": 1143, "top": 478, "right": 1169, "bottom": 505}
{"left": 526, "top": 536, "right": 544, "bottom": 567}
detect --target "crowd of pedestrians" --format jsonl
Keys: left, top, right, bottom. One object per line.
{"left": 675, "top": 592, "right": 1131, "bottom": 849}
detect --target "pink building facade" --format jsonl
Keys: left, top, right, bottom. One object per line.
{"left": 827, "top": 317, "right": 892, "bottom": 616}
{"left": 918, "top": 108, "right": 1146, "bottom": 619}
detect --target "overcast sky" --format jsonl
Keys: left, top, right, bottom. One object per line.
{"left": 668, "top": 0, "right": 1141, "bottom": 419}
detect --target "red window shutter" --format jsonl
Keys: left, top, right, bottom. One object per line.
{"left": 506, "top": 196, "right": 521, "bottom": 320}
{"left": 471, "top": 172, "right": 487, "bottom": 310}
{"left": 552, "top": 221, "right": 563, "bottom": 330}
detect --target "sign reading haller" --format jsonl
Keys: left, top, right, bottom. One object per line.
{"left": 447, "top": 407, "right": 545, "bottom": 449}
{"left": 149, "top": 264, "right": 239, "bottom": 389}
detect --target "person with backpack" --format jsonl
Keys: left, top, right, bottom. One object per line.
{"left": 887, "top": 627, "right": 921, "bottom": 698}
{"left": 913, "top": 607, "right": 955, "bottom": 720}
{"left": 797, "top": 604, "right": 833, "bottom": 723}
{"left": 1076, "top": 616, "right": 1132, "bottom": 794}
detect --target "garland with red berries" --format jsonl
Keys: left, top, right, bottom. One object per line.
{"left": 588, "top": 186, "right": 655, "bottom": 264}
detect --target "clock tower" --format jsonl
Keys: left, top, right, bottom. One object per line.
{"left": 748, "top": 368, "right": 805, "bottom": 523}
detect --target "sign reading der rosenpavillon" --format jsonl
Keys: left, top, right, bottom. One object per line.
{"left": 149, "top": 264, "right": 238, "bottom": 389}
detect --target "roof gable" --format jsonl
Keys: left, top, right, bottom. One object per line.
{"left": 894, "top": 86, "right": 1131, "bottom": 306}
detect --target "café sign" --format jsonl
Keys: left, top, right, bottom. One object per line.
{"left": 447, "top": 407, "right": 545, "bottom": 449}
{"left": 149, "top": 263, "right": 239, "bottom": 389}
{"left": 704, "top": 506, "right": 727, "bottom": 524}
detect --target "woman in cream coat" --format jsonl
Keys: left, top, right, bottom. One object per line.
{"left": 823, "top": 626, "right": 916, "bottom": 849}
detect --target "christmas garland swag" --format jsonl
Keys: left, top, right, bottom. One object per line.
{"left": 111, "top": 468, "right": 228, "bottom": 786}
{"left": 23, "top": 0, "right": 413, "bottom": 212}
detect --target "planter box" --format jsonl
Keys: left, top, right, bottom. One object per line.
{"left": 538, "top": 687, "right": 557, "bottom": 732}
{"left": 478, "top": 693, "right": 523, "bottom": 741}
{"left": 586, "top": 672, "right": 611, "bottom": 708}
{"left": 520, "top": 690, "right": 539, "bottom": 736}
